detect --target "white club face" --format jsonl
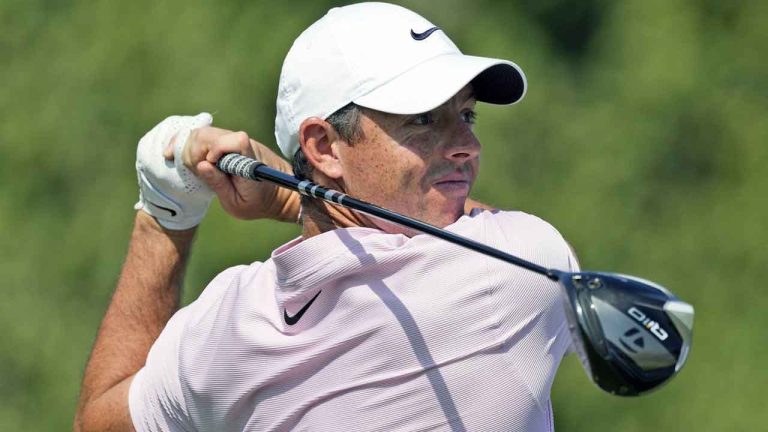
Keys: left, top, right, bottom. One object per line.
{"left": 664, "top": 300, "right": 694, "bottom": 371}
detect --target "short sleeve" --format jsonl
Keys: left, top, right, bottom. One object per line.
{"left": 129, "top": 307, "right": 194, "bottom": 432}
{"left": 129, "top": 265, "right": 248, "bottom": 431}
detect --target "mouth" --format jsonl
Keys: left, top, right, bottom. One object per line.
{"left": 432, "top": 173, "right": 471, "bottom": 195}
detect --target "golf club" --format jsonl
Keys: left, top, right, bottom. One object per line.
{"left": 216, "top": 153, "right": 694, "bottom": 396}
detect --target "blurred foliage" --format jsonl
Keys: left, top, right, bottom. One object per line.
{"left": 1, "top": 0, "right": 766, "bottom": 430}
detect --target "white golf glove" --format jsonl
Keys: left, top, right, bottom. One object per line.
{"left": 134, "top": 113, "right": 214, "bottom": 230}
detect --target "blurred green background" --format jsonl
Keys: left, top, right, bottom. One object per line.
{"left": 2, "top": 0, "right": 766, "bottom": 430}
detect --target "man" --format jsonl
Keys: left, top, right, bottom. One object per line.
{"left": 75, "top": 3, "right": 578, "bottom": 431}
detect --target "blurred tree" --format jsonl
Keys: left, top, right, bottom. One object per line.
{"left": 0, "top": 0, "right": 766, "bottom": 430}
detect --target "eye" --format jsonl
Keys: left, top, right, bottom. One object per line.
{"left": 411, "top": 112, "right": 434, "bottom": 126}
{"left": 461, "top": 110, "right": 477, "bottom": 125}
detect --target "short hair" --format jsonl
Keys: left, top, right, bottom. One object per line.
{"left": 292, "top": 102, "right": 364, "bottom": 181}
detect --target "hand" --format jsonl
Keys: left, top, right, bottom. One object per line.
{"left": 134, "top": 113, "right": 215, "bottom": 230}
{"left": 169, "top": 127, "right": 300, "bottom": 222}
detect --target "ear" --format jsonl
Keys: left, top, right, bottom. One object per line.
{"left": 298, "top": 117, "right": 344, "bottom": 179}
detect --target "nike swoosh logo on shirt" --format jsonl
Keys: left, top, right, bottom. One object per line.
{"left": 147, "top": 200, "right": 177, "bottom": 217}
{"left": 284, "top": 290, "right": 322, "bottom": 325}
{"left": 410, "top": 26, "right": 440, "bottom": 41}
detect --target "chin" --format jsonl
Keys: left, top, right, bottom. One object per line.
{"left": 423, "top": 208, "right": 464, "bottom": 229}
{"left": 370, "top": 196, "right": 465, "bottom": 233}
{"left": 435, "top": 199, "right": 467, "bottom": 225}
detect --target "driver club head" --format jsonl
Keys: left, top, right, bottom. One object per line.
{"left": 559, "top": 272, "right": 694, "bottom": 396}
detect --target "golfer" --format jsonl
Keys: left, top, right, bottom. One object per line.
{"left": 75, "top": 3, "right": 579, "bottom": 431}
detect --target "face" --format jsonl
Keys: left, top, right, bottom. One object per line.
{"left": 335, "top": 85, "right": 480, "bottom": 230}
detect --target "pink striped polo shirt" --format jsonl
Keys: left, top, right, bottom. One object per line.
{"left": 129, "top": 210, "right": 579, "bottom": 431}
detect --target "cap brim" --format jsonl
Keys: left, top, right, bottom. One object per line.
{"left": 353, "top": 53, "right": 526, "bottom": 115}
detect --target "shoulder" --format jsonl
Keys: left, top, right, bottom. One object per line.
{"left": 498, "top": 210, "right": 566, "bottom": 240}
{"left": 139, "top": 261, "right": 266, "bottom": 355}
{"left": 194, "top": 264, "right": 252, "bottom": 302}
{"left": 463, "top": 209, "right": 576, "bottom": 271}
{"left": 183, "top": 261, "right": 269, "bottom": 325}
{"left": 463, "top": 209, "right": 566, "bottom": 241}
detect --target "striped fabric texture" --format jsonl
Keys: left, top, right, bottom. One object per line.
{"left": 129, "top": 210, "right": 578, "bottom": 431}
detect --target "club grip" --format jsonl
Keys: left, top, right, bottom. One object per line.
{"left": 216, "top": 153, "right": 264, "bottom": 181}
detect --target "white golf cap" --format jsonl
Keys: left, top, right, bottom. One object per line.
{"left": 275, "top": 2, "right": 527, "bottom": 158}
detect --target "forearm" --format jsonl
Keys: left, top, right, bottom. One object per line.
{"left": 75, "top": 211, "right": 195, "bottom": 430}
{"left": 249, "top": 138, "right": 302, "bottom": 223}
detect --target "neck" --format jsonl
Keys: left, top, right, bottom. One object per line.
{"left": 299, "top": 175, "right": 381, "bottom": 239}
{"left": 300, "top": 199, "right": 377, "bottom": 239}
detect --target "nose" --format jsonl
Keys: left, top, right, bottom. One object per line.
{"left": 443, "top": 125, "right": 480, "bottom": 163}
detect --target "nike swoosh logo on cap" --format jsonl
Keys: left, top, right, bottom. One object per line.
{"left": 147, "top": 200, "right": 177, "bottom": 217}
{"left": 410, "top": 26, "right": 440, "bottom": 41}
{"left": 284, "top": 290, "right": 322, "bottom": 325}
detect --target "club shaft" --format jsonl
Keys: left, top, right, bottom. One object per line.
{"left": 217, "top": 154, "right": 559, "bottom": 281}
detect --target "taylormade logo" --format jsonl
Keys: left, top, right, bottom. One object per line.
{"left": 628, "top": 307, "right": 669, "bottom": 341}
